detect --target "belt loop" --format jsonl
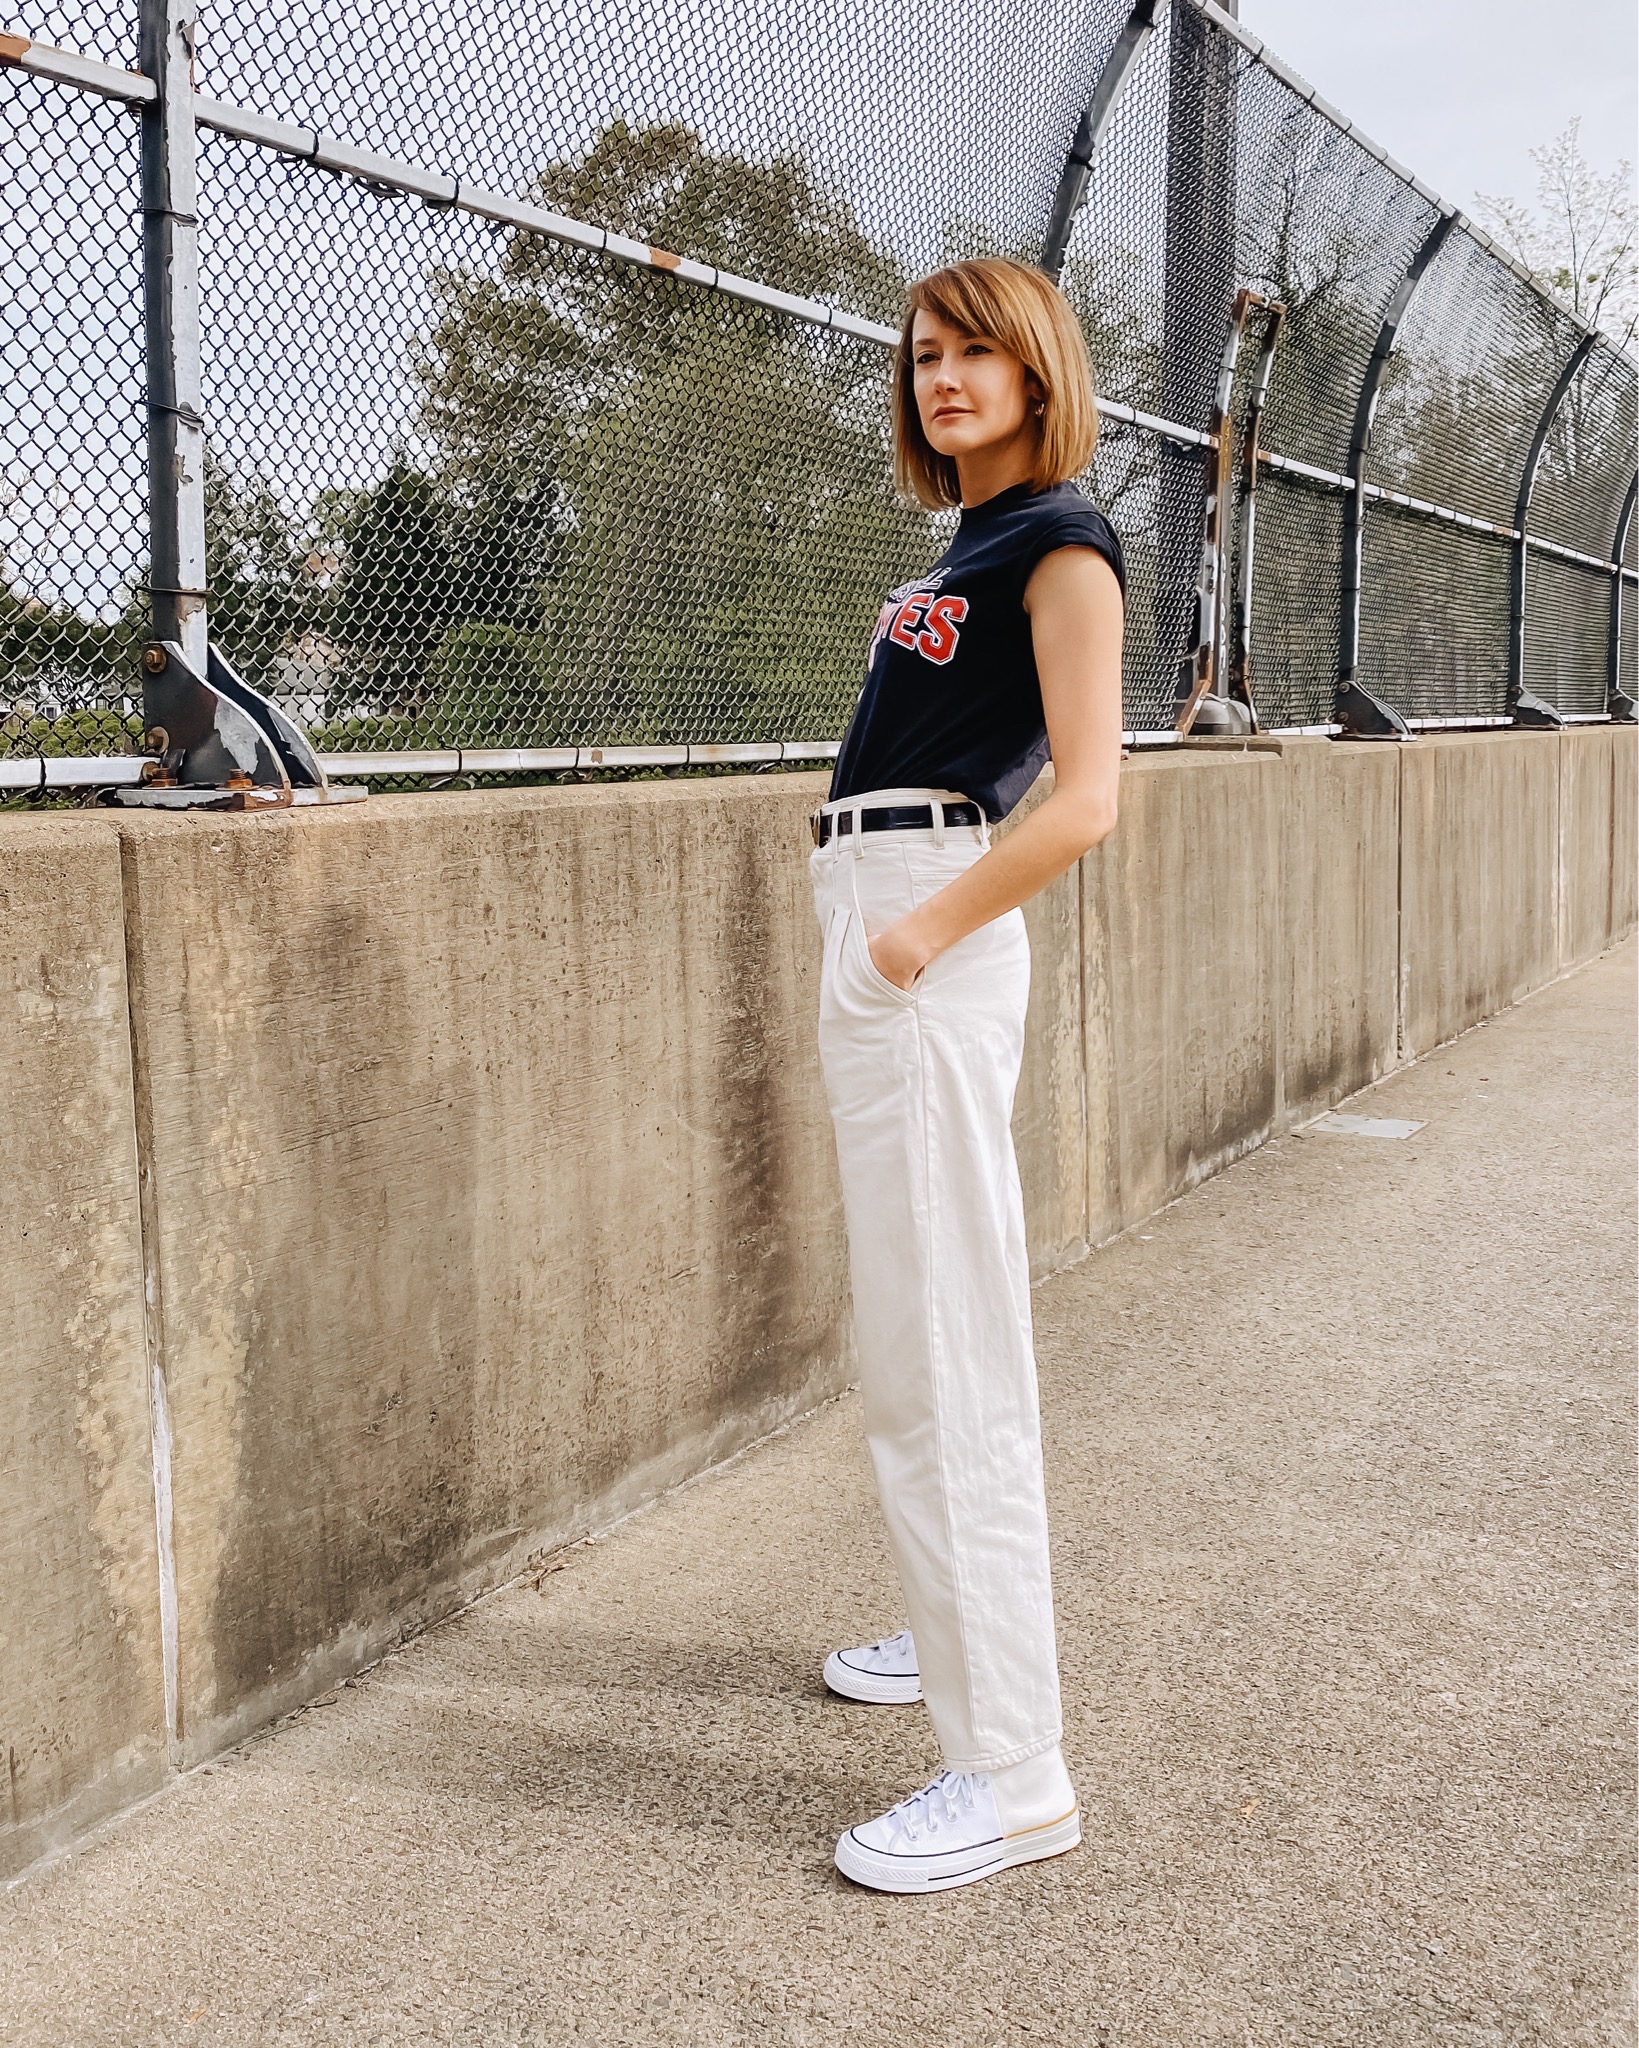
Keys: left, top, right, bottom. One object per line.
{"left": 978, "top": 809, "right": 992, "bottom": 850}
{"left": 930, "top": 798, "right": 946, "bottom": 848}
{"left": 847, "top": 840, "right": 869, "bottom": 928}
{"left": 851, "top": 798, "right": 866, "bottom": 857}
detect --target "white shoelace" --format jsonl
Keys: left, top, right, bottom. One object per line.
{"left": 869, "top": 1629, "right": 912, "bottom": 1662}
{"left": 884, "top": 1771, "right": 979, "bottom": 1846}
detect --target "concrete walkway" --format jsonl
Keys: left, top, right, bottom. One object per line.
{"left": 4, "top": 943, "right": 1634, "bottom": 2048}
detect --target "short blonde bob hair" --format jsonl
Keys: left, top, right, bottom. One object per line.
{"left": 892, "top": 258, "right": 1099, "bottom": 510}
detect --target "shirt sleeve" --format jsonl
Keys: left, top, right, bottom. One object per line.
{"left": 1018, "top": 506, "right": 1127, "bottom": 601}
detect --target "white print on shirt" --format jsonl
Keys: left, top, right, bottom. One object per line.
{"left": 867, "top": 575, "right": 969, "bottom": 668}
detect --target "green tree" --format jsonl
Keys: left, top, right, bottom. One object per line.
{"left": 1475, "top": 120, "right": 1636, "bottom": 352}
{"left": 321, "top": 461, "right": 467, "bottom": 716}
{"left": 417, "top": 621, "right": 575, "bottom": 746}
{"left": 204, "top": 449, "right": 318, "bottom": 690}
{"left": 412, "top": 120, "right": 933, "bottom": 744}
{"left": 0, "top": 575, "right": 140, "bottom": 747}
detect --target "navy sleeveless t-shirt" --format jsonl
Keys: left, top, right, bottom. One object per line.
{"left": 828, "top": 479, "right": 1125, "bottom": 822}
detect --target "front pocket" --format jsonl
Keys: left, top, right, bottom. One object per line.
{"left": 848, "top": 909, "right": 921, "bottom": 1006}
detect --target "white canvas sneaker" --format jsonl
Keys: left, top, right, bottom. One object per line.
{"left": 823, "top": 1628, "right": 922, "bottom": 1705}
{"left": 834, "top": 1768, "right": 1081, "bottom": 1894}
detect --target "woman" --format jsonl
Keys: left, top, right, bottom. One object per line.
{"left": 810, "top": 257, "right": 1126, "bottom": 1895}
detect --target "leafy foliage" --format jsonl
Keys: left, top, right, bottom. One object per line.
{"left": 5, "top": 121, "right": 934, "bottom": 751}
{"left": 407, "top": 119, "right": 931, "bottom": 742}
{"left": 1475, "top": 120, "right": 1636, "bottom": 354}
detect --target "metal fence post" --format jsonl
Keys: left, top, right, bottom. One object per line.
{"left": 1508, "top": 331, "right": 1596, "bottom": 726}
{"left": 138, "top": 0, "right": 207, "bottom": 675}
{"left": 1335, "top": 209, "right": 1455, "bottom": 737}
{"left": 1609, "top": 470, "right": 1638, "bottom": 722}
{"left": 1039, "top": 0, "right": 1163, "bottom": 282}
{"left": 1161, "top": 0, "right": 1241, "bottom": 731}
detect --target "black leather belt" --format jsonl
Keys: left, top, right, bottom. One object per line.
{"left": 811, "top": 801, "right": 984, "bottom": 847}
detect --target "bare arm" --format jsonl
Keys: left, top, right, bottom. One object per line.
{"left": 867, "top": 544, "right": 1125, "bottom": 989}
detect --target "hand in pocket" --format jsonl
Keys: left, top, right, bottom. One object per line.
{"left": 867, "top": 918, "right": 929, "bottom": 993}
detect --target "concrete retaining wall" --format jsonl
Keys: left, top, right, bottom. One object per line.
{"left": 1081, "top": 745, "right": 1284, "bottom": 1241}
{"left": 115, "top": 783, "right": 851, "bottom": 1768}
{"left": 0, "top": 823, "right": 166, "bottom": 1875}
{"left": 1401, "top": 733, "right": 1566, "bottom": 1057}
{"left": 3, "top": 726, "right": 1632, "bottom": 1881}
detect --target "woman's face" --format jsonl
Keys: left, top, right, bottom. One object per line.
{"left": 911, "top": 309, "right": 1039, "bottom": 462}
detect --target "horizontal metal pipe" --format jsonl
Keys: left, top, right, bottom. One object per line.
{"left": 0, "top": 742, "right": 846, "bottom": 790}
{"left": 1262, "top": 452, "right": 1520, "bottom": 540}
{"left": 1260, "top": 451, "right": 1625, "bottom": 565}
{"left": 1099, "top": 397, "right": 1218, "bottom": 451}
{"left": 8, "top": 23, "right": 1627, "bottom": 651}
{"left": 8, "top": 37, "right": 1229, "bottom": 460}
{"left": 0, "top": 754, "right": 150, "bottom": 790}
{"left": 1263, "top": 451, "right": 1480, "bottom": 524}
{"left": 1524, "top": 532, "right": 1631, "bottom": 574}
{"left": 1367, "top": 486, "right": 1516, "bottom": 538}
{"left": 1402, "top": 714, "right": 1514, "bottom": 729}
{"left": 188, "top": 104, "right": 1225, "bottom": 459}
{"left": 0, "top": 36, "right": 909, "bottom": 351}
{"left": 189, "top": 94, "right": 905, "bottom": 348}
{"left": 0, "top": 28, "right": 154, "bottom": 100}
{"left": 312, "top": 741, "right": 843, "bottom": 775}
{"left": 1261, "top": 450, "right": 1354, "bottom": 491}
{"left": 10, "top": 728, "right": 1450, "bottom": 789}
{"left": 1267, "top": 453, "right": 1494, "bottom": 529}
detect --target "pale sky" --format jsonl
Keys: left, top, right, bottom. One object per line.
{"left": 1239, "top": 0, "right": 1637, "bottom": 219}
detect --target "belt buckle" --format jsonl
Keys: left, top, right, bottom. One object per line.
{"left": 810, "top": 806, "right": 824, "bottom": 848}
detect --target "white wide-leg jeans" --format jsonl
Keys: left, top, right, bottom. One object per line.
{"left": 810, "top": 786, "right": 1062, "bottom": 1772}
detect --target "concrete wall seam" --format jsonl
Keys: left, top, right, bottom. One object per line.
{"left": 118, "top": 827, "right": 181, "bottom": 1755}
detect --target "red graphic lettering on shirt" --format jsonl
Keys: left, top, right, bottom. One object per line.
{"left": 869, "top": 579, "right": 966, "bottom": 667}
{"left": 888, "top": 591, "right": 930, "bottom": 650}
{"left": 915, "top": 594, "right": 967, "bottom": 664}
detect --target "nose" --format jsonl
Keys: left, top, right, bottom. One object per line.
{"left": 931, "top": 359, "right": 960, "bottom": 393}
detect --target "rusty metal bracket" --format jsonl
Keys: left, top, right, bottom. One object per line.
{"left": 1226, "top": 295, "right": 1285, "bottom": 724}
{"left": 1175, "top": 288, "right": 1285, "bottom": 736}
{"left": 112, "top": 641, "right": 359, "bottom": 810}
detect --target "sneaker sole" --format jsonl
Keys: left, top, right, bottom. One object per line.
{"left": 834, "top": 1804, "right": 1081, "bottom": 1895}
{"left": 822, "top": 1651, "right": 923, "bottom": 1705}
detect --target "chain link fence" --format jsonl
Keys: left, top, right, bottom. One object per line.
{"left": 3, "top": 0, "right": 1636, "bottom": 787}
{"left": 3, "top": 5, "right": 148, "bottom": 765}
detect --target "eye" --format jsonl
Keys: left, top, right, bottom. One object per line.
{"left": 964, "top": 342, "right": 992, "bottom": 356}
